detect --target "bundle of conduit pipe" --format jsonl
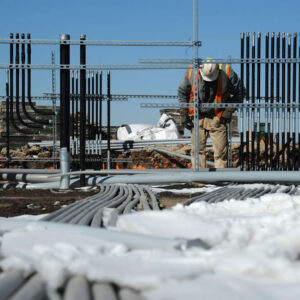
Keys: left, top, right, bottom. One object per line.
{"left": 0, "top": 271, "right": 143, "bottom": 300}
{"left": 0, "top": 181, "right": 207, "bottom": 300}
{"left": 184, "top": 184, "right": 300, "bottom": 205}
{"left": 41, "top": 184, "right": 160, "bottom": 227}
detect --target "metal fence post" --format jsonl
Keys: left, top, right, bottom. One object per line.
{"left": 80, "top": 34, "right": 86, "bottom": 186}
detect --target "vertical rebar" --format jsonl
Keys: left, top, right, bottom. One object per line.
{"left": 92, "top": 71, "right": 95, "bottom": 138}
{"left": 5, "top": 70, "right": 10, "bottom": 167}
{"left": 71, "top": 70, "right": 75, "bottom": 140}
{"left": 15, "top": 33, "right": 20, "bottom": 129}
{"left": 282, "top": 32, "right": 286, "bottom": 169}
{"left": 87, "top": 71, "right": 91, "bottom": 140}
{"left": 240, "top": 32, "right": 245, "bottom": 170}
{"left": 99, "top": 71, "right": 103, "bottom": 138}
{"left": 9, "top": 33, "right": 24, "bottom": 134}
{"left": 287, "top": 33, "right": 291, "bottom": 170}
{"left": 19, "top": 34, "right": 42, "bottom": 130}
{"left": 99, "top": 71, "right": 103, "bottom": 161}
{"left": 75, "top": 70, "right": 79, "bottom": 138}
{"left": 264, "top": 32, "right": 269, "bottom": 169}
{"left": 270, "top": 32, "right": 275, "bottom": 169}
{"left": 192, "top": 6, "right": 200, "bottom": 170}
{"left": 227, "top": 54, "right": 233, "bottom": 168}
{"left": 246, "top": 32, "right": 250, "bottom": 170}
{"left": 80, "top": 34, "right": 86, "bottom": 186}
{"left": 107, "top": 71, "right": 111, "bottom": 170}
{"left": 292, "top": 33, "right": 297, "bottom": 170}
{"left": 60, "top": 34, "right": 71, "bottom": 152}
{"left": 192, "top": 0, "right": 200, "bottom": 171}
{"left": 9, "top": 40, "right": 15, "bottom": 136}
{"left": 276, "top": 32, "right": 280, "bottom": 170}
{"left": 251, "top": 32, "right": 256, "bottom": 170}
{"left": 26, "top": 34, "right": 52, "bottom": 119}
{"left": 51, "top": 50, "right": 57, "bottom": 168}
{"left": 257, "top": 32, "right": 261, "bottom": 170}
{"left": 15, "top": 33, "right": 26, "bottom": 130}
{"left": 95, "top": 71, "right": 99, "bottom": 136}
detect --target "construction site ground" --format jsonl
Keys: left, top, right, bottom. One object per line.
{"left": 0, "top": 141, "right": 274, "bottom": 218}
{"left": 0, "top": 183, "right": 204, "bottom": 217}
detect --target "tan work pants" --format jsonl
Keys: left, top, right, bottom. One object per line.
{"left": 191, "top": 116, "right": 228, "bottom": 168}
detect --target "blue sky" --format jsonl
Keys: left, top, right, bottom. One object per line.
{"left": 0, "top": 0, "right": 299, "bottom": 125}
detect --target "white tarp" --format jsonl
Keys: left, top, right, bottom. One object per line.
{"left": 117, "top": 113, "right": 181, "bottom": 140}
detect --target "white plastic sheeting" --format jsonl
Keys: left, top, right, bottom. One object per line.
{"left": 117, "top": 114, "right": 181, "bottom": 141}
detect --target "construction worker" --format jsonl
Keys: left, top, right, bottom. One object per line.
{"left": 178, "top": 59, "right": 243, "bottom": 168}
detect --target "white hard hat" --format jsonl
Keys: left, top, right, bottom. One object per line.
{"left": 200, "top": 60, "right": 219, "bottom": 82}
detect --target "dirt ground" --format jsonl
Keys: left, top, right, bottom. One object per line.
{"left": 0, "top": 183, "right": 204, "bottom": 217}
{"left": 0, "top": 188, "right": 99, "bottom": 217}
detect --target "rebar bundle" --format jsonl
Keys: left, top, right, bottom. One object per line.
{"left": 240, "top": 32, "right": 300, "bottom": 171}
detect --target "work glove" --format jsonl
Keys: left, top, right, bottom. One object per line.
{"left": 222, "top": 108, "right": 235, "bottom": 120}
{"left": 185, "top": 116, "right": 193, "bottom": 130}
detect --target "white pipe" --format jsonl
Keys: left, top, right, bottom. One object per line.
{"left": 60, "top": 147, "right": 70, "bottom": 189}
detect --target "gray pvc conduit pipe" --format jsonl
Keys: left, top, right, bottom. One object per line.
{"left": 90, "top": 207, "right": 104, "bottom": 227}
{"left": 115, "top": 185, "right": 133, "bottom": 213}
{"left": 87, "top": 171, "right": 300, "bottom": 185}
{"left": 89, "top": 186, "right": 129, "bottom": 227}
{"left": 0, "top": 270, "right": 27, "bottom": 300}
{"left": 51, "top": 201, "right": 91, "bottom": 223}
{"left": 9, "top": 274, "right": 47, "bottom": 300}
{"left": 119, "top": 288, "right": 143, "bottom": 300}
{"left": 0, "top": 218, "right": 209, "bottom": 251}
{"left": 0, "top": 168, "right": 59, "bottom": 174}
{"left": 184, "top": 187, "right": 221, "bottom": 205}
{"left": 92, "top": 283, "right": 118, "bottom": 300}
{"left": 123, "top": 185, "right": 140, "bottom": 214}
{"left": 41, "top": 197, "right": 88, "bottom": 222}
{"left": 18, "top": 179, "right": 79, "bottom": 189}
{"left": 206, "top": 187, "right": 240, "bottom": 203}
{"left": 0, "top": 173, "right": 59, "bottom": 183}
{"left": 76, "top": 188, "right": 120, "bottom": 226}
{"left": 106, "top": 186, "right": 130, "bottom": 209}
{"left": 48, "top": 167, "right": 242, "bottom": 179}
{"left": 238, "top": 187, "right": 262, "bottom": 201}
{"left": 67, "top": 186, "right": 120, "bottom": 224}
{"left": 136, "top": 185, "right": 151, "bottom": 210}
{"left": 22, "top": 171, "right": 300, "bottom": 190}
{"left": 64, "top": 276, "right": 91, "bottom": 300}
{"left": 144, "top": 186, "right": 160, "bottom": 211}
